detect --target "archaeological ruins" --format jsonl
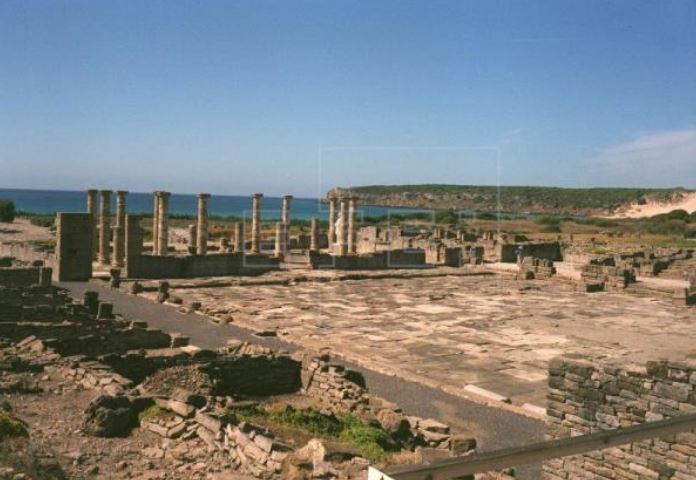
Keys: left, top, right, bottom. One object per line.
{"left": 0, "top": 187, "right": 695, "bottom": 480}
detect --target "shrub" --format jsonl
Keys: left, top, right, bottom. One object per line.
{"left": 0, "top": 199, "right": 16, "bottom": 223}
{"left": 0, "top": 412, "right": 28, "bottom": 440}
{"left": 137, "top": 406, "right": 169, "bottom": 424}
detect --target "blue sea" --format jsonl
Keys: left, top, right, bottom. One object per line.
{"left": 0, "top": 188, "right": 429, "bottom": 221}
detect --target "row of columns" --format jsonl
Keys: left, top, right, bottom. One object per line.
{"left": 87, "top": 189, "right": 352, "bottom": 262}
{"left": 327, "top": 195, "right": 358, "bottom": 256}
{"left": 87, "top": 189, "right": 128, "bottom": 267}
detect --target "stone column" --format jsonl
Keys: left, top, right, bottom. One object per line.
{"left": 196, "top": 193, "right": 210, "bottom": 255}
{"left": 348, "top": 196, "right": 357, "bottom": 254}
{"left": 97, "top": 190, "right": 112, "bottom": 265}
{"left": 157, "top": 191, "right": 170, "bottom": 256}
{"left": 282, "top": 194, "right": 292, "bottom": 255}
{"left": 112, "top": 191, "right": 128, "bottom": 267}
{"left": 86, "top": 189, "right": 98, "bottom": 260}
{"left": 251, "top": 193, "right": 263, "bottom": 254}
{"left": 328, "top": 196, "right": 338, "bottom": 246}
{"left": 188, "top": 224, "right": 197, "bottom": 253}
{"left": 310, "top": 218, "right": 318, "bottom": 252}
{"left": 234, "top": 222, "right": 244, "bottom": 252}
{"left": 338, "top": 197, "right": 349, "bottom": 256}
{"left": 152, "top": 192, "right": 160, "bottom": 255}
{"left": 274, "top": 222, "right": 284, "bottom": 258}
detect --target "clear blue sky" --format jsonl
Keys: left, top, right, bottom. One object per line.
{"left": 1, "top": 0, "right": 695, "bottom": 197}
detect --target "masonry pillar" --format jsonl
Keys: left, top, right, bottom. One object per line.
{"left": 124, "top": 215, "right": 143, "bottom": 278}
{"left": 274, "top": 222, "right": 284, "bottom": 258}
{"left": 157, "top": 191, "right": 170, "bottom": 256}
{"left": 152, "top": 192, "right": 160, "bottom": 254}
{"left": 338, "top": 197, "right": 349, "bottom": 256}
{"left": 188, "top": 224, "right": 197, "bottom": 253}
{"left": 97, "top": 190, "right": 112, "bottom": 265}
{"left": 251, "top": 193, "right": 263, "bottom": 254}
{"left": 86, "top": 189, "right": 98, "bottom": 260}
{"left": 196, "top": 193, "right": 210, "bottom": 255}
{"left": 328, "top": 196, "right": 338, "bottom": 246}
{"left": 234, "top": 222, "right": 244, "bottom": 252}
{"left": 310, "top": 218, "right": 318, "bottom": 252}
{"left": 348, "top": 196, "right": 357, "bottom": 254}
{"left": 282, "top": 194, "right": 292, "bottom": 255}
{"left": 112, "top": 191, "right": 128, "bottom": 267}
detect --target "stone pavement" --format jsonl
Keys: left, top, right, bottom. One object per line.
{"left": 154, "top": 274, "right": 696, "bottom": 408}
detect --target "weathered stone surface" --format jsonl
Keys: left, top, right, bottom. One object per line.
{"left": 82, "top": 395, "right": 135, "bottom": 438}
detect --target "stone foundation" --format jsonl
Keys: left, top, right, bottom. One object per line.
{"left": 544, "top": 358, "right": 696, "bottom": 480}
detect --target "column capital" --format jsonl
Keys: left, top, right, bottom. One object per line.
{"left": 99, "top": 189, "right": 113, "bottom": 195}
{"left": 160, "top": 191, "right": 171, "bottom": 198}
{"left": 116, "top": 190, "right": 128, "bottom": 196}
{"left": 252, "top": 192, "right": 263, "bottom": 199}
{"left": 87, "top": 188, "right": 98, "bottom": 194}
{"left": 198, "top": 193, "right": 211, "bottom": 199}
{"left": 282, "top": 194, "right": 293, "bottom": 200}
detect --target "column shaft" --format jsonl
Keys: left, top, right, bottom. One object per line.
{"left": 251, "top": 193, "right": 263, "bottom": 254}
{"left": 87, "top": 189, "right": 98, "bottom": 260}
{"left": 152, "top": 192, "right": 160, "bottom": 254}
{"left": 338, "top": 197, "right": 349, "bottom": 256}
{"left": 188, "top": 224, "right": 197, "bottom": 253}
{"left": 98, "top": 190, "right": 112, "bottom": 265}
{"left": 328, "top": 197, "right": 337, "bottom": 245}
{"left": 112, "top": 191, "right": 128, "bottom": 267}
{"left": 196, "top": 193, "right": 210, "bottom": 255}
{"left": 157, "top": 192, "right": 170, "bottom": 256}
{"left": 274, "top": 222, "right": 284, "bottom": 258}
{"left": 234, "top": 222, "right": 244, "bottom": 252}
{"left": 310, "top": 218, "right": 318, "bottom": 252}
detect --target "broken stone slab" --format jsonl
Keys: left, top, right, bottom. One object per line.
{"left": 418, "top": 418, "right": 450, "bottom": 434}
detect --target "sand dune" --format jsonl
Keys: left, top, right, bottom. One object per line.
{"left": 609, "top": 192, "right": 696, "bottom": 218}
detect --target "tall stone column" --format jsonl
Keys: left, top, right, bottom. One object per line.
{"left": 157, "top": 191, "right": 170, "bottom": 256}
{"left": 338, "top": 197, "right": 349, "bottom": 256}
{"left": 98, "top": 190, "right": 112, "bottom": 265}
{"left": 274, "top": 222, "right": 284, "bottom": 258}
{"left": 348, "top": 197, "right": 358, "bottom": 254}
{"left": 112, "top": 191, "right": 128, "bottom": 267}
{"left": 233, "top": 222, "right": 244, "bottom": 252}
{"left": 282, "top": 194, "right": 292, "bottom": 255}
{"left": 86, "top": 189, "right": 98, "bottom": 260}
{"left": 328, "top": 196, "right": 338, "bottom": 246}
{"left": 188, "top": 224, "right": 197, "bottom": 253}
{"left": 251, "top": 193, "right": 263, "bottom": 254}
{"left": 310, "top": 218, "right": 318, "bottom": 252}
{"left": 196, "top": 193, "right": 210, "bottom": 255}
{"left": 152, "top": 192, "right": 160, "bottom": 255}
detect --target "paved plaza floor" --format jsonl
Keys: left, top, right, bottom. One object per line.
{"left": 159, "top": 273, "right": 696, "bottom": 407}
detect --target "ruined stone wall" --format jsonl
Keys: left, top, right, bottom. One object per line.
{"left": 517, "top": 257, "right": 556, "bottom": 280}
{"left": 498, "top": 242, "right": 563, "bottom": 263}
{"left": 308, "top": 249, "right": 427, "bottom": 270}
{"left": 0, "top": 242, "right": 55, "bottom": 266}
{"left": 55, "top": 213, "right": 93, "bottom": 281}
{"left": 0, "top": 266, "right": 52, "bottom": 287}
{"left": 581, "top": 264, "right": 636, "bottom": 292}
{"left": 126, "top": 252, "right": 280, "bottom": 279}
{"left": 544, "top": 358, "right": 696, "bottom": 480}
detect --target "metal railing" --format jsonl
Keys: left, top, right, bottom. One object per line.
{"left": 368, "top": 413, "right": 696, "bottom": 480}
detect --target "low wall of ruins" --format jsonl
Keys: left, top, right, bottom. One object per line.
{"left": 0, "top": 242, "right": 55, "bottom": 266}
{"left": 499, "top": 242, "right": 563, "bottom": 263}
{"left": 0, "top": 266, "right": 52, "bottom": 287}
{"left": 544, "top": 358, "right": 696, "bottom": 480}
{"left": 308, "top": 249, "right": 427, "bottom": 270}
{"left": 125, "top": 252, "right": 280, "bottom": 279}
